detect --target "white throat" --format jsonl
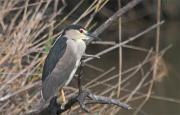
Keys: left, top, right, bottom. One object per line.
{"left": 64, "top": 30, "right": 88, "bottom": 40}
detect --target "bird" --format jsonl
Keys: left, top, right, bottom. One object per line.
{"left": 41, "top": 24, "right": 96, "bottom": 108}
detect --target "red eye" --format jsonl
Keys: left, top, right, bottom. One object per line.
{"left": 79, "top": 29, "right": 84, "bottom": 33}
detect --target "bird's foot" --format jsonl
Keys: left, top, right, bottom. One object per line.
{"left": 77, "top": 90, "right": 90, "bottom": 113}
{"left": 60, "top": 101, "right": 66, "bottom": 110}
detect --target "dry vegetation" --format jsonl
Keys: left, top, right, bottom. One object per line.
{"left": 0, "top": 0, "right": 178, "bottom": 115}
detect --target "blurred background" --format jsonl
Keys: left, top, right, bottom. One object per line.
{"left": 0, "top": 0, "right": 180, "bottom": 115}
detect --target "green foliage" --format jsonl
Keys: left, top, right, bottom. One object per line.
{"left": 44, "top": 37, "right": 54, "bottom": 53}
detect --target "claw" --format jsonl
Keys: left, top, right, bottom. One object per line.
{"left": 79, "top": 102, "right": 90, "bottom": 113}
{"left": 57, "top": 88, "right": 66, "bottom": 110}
{"left": 61, "top": 102, "right": 66, "bottom": 110}
{"left": 77, "top": 91, "right": 90, "bottom": 113}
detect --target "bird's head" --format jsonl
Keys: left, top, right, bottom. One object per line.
{"left": 62, "top": 25, "right": 97, "bottom": 44}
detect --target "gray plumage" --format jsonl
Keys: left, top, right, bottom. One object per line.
{"left": 42, "top": 33, "right": 86, "bottom": 101}
{"left": 42, "top": 37, "right": 67, "bottom": 82}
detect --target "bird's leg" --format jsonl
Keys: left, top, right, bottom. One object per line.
{"left": 77, "top": 90, "right": 90, "bottom": 112}
{"left": 75, "top": 65, "right": 90, "bottom": 112}
{"left": 77, "top": 71, "right": 90, "bottom": 112}
{"left": 57, "top": 88, "right": 66, "bottom": 109}
{"left": 78, "top": 65, "right": 83, "bottom": 94}
{"left": 60, "top": 89, "right": 66, "bottom": 104}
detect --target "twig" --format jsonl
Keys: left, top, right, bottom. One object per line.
{"left": 84, "top": 63, "right": 104, "bottom": 72}
{"left": 133, "top": 1, "right": 162, "bottom": 114}
{"left": 122, "top": 88, "right": 180, "bottom": 105}
{"left": 91, "top": 0, "right": 144, "bottom": 37}
{"left": 117, "top": 0, "right": 122, "bottom": 98}
{"left": 84, "top": 21, "right": 165, "bottom": 63}
{"left": 85, "top": 67, "right": 115, "bottom": 88}
{"left": 125, "top": 49, "right": 153, "bottom": 102}
{"left": 86, "top": 93, "right": 132, "bottom": 110}
{"left": 91, "top": 41, "right": 116, "bottom": 45}
{"left": 0, "top": 81, "right": 41, "bottom": 102}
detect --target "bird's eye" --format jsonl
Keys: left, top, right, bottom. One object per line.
{"left": 79, "top": 29, "right": 84, "bottom": 33}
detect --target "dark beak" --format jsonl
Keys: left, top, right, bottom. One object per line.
{"left": 85, "top": 33, "right": 101, "bottom": 45}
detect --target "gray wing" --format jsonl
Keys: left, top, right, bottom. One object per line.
{"left": 42, "top": 37, "right": 77, "bottom": 101}
{"left": 42, "top": 37, "right": 67, "bottom": 81}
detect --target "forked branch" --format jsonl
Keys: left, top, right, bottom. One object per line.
{"left": 27, "top": 90, "right": 132, "bottom": 115}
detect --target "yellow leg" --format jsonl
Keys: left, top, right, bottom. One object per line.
{"left": 60, "top": 89, "right": 66, "bottom": 103}
{"left": 57, "top": 88, "right": 66, "bottom": 109}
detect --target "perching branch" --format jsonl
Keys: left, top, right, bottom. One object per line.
{"left": 26, "top": 90, "right": 132, "bottom": 115}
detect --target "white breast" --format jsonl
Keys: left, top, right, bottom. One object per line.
{"left": 65, "top": 59, "right": 80, "bottom": 86}
{"left": 65, "top": 39, "right": 86, "bottom": 86}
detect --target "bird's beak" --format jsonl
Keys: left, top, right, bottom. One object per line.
{"left": 84, "top": 33, "right": 101, "bottom": 45}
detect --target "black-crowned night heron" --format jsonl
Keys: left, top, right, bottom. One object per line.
{"left": 41, "top": 25, "right": 96, "bottom": 108}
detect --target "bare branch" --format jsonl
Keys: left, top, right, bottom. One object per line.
{"left": 26, "top": 90, "right": 132, "bottom": 115}
{"left": 92, "top": 0, "right": 143, "bottom": 36}
{"left": 84, "top": 21, "right": 165, "bottom": 63}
